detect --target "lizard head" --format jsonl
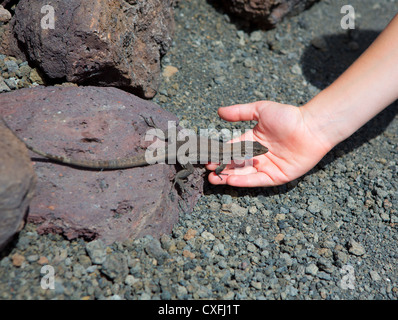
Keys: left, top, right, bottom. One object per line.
{"left": 229, "top": 140, "right": 268, "bottom": 160}
{"left": 243, "top": 141, "right": 268, "bottom": 158}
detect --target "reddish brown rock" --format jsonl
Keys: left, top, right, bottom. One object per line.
{"left": 0, "top": 4, "right": 11, "bottom": 23}
{"left": 9, "top": 0, "right": 174, "bottom": 98}
{"left": 0, "top": 1, "right": 13, "bottom": 7}
{"left": 0, "top": 26, "right": 23, "bottom": 63}
{"left": 11, "top": 253, "right": 25, "bottom": 267}
{"left": 0, "top": 86, "right": 203, "bottom": 244}
{"left": 220, "top": 0, "right": 319, "bottom": 29}
{"left": 0, "top": 119, "right": 37, "bottom": 251}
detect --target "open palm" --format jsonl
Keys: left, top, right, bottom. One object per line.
{"left": 207, "top": 101, "right": 332, "bottom": 187}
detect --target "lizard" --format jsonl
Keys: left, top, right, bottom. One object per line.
{"left": 1, "top": 116, "right": 268, "bottom": 190}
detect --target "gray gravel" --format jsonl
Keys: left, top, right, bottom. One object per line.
{"left": 0, "top": 54, "right": 45, "bottom": 92}
{"left": 0, "top": 0, "right": 397, "bottom": 300}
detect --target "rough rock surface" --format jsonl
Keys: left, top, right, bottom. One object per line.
{"left": 0, "top": 120, "right": 37, "bottom": 251}
{"left": 219, "top": 0, "right": 320, "bottom": 29}
{"left": 0, "top": 5, "right": 11, "bottom": 23}
{"left": 0, "top": 1, "right": 13, "bottom": 8}
{"left": 8, "top": 0, "right": 174, "bottom": 98}
{"left": 0, "top": 86, "right": 203, "bottom": 244}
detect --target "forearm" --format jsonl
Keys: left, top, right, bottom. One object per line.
{"left": 302, "top": 14, "right": 398, "bottom": 150}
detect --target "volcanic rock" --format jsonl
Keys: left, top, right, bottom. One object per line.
{"left": 220, "top": 0, "right": 319, "bottom": 29}
{"left": 0, "top": 4, "right": 11, "bottom": 23}
{"left": 0, "top": 86, "right": 203, "bottom": 244}
{"left": 0, "top": 119, "right": 37, "bottom": 250}
{"left": 9, "top": 0, "right": 174, "bottom": 98}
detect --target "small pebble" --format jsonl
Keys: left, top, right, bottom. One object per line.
{"left": 370, "top": 270, "right": 382, "bottom": 281}
{"left": 86, "top": 240, "right": 107, "bottom": 265}
{"left": 26, "top": 254, "right": 39, "bottom": 263}
{"left": 0, "top": 5, "right": 12, "bottom": 22}
{"left": 348, "top": 239, "right": 366, "bottom": 256}
{"left": 183, "top": 228, "right": 197, "bottom": 241}
{"left": 37, "top": 256, "right": 49, "bottom": 265}
{"left": 0, "top": 0, "right": 396, "bottom": 302}
{"left": 11, "top": 253, "right": 25, "bottom": 267}
{"left": 249, "top": 31, "right": 263, "bottom": 42}
{"left": 162, "top": 65, "right": 179, "bottom": 79}
{"left": 201, "top": 231, "right": 215, "bottom": 241}
{"left": 305, "top": 263, "right": 318, "bottom": 276}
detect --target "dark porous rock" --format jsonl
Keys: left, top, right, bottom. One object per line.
{"left": 0, "top": 86, "right": 203, "bottom": 244}
{"left": 10, "top": 0, "right": 175, "bottom": 98}
{"left": 0, "top": 120, "right": 37, "bottom": 250}
{"left": 219, "top": 0, "right": 319, "bottom": 29}
{"left": 101, "top": 252, "right": 129, "bottom": 282}
{"left": 144, "top": 238, "right": 170, "bottom": 265}
{"left": 0, "top": 1, "right": 13, "bottom": 8}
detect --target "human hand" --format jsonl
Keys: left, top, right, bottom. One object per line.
{"left": 207, "top": 14, "right": 398, "bottom": 188}
{"left": 206, "top": 101, "right": 332, "bottom": 187}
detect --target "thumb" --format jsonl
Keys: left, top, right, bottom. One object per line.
{"left": 218, "top": 101, "right": 264, "bottom": 123}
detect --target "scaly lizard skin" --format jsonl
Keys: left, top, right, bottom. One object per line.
{"left": 1, "top": 116, "right": 268, "bottom": 188}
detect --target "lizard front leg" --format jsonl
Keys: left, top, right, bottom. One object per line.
{"left": 174, "top": 162, "right": 195, "bottom": 193}
{"left": 215, "top": 163, "right": 229, "bottom": 180}
{"left": 141, "top": 115, "right": 177, "bottom": 143}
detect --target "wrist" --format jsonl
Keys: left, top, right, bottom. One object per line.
{"left": 300, "top": 91, "right": 349, "bottom": 152}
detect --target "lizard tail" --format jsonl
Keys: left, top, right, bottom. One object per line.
{"left": 25, "top": 142, "right": 150, "bottom": 169}
{"left": 1, "top": 117, "right": 148, "bottom": 170}
{"left": 25, "top": 140, "right": 149, "bottom": 169}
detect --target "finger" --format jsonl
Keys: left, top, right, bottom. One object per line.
{"left": 218, "top": 101, "right": 266, "bottom": 122}
{"left": 205, "top": 155, "right": 258, "bottom": 171}
{"left": 208, "top": 171, "right": 274, "bottom": 187}
{"left": 228, "top": 130, "right": 255, "bottom": 143}
{"left": 205, "top": 163, "right": 219, "bottom": 171}
{"left": 221, "top": 164, "right": 258, "bottom": 176}
{"left": 208, "top": 171, "right": 228, "bottom": 185}
{"left": 227, "top": 172, "right": 274, "bottom": 187}
{"left": 206, "top": 162, "right": 258, "bottom": 183}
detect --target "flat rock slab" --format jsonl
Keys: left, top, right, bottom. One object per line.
{"left": 0, "top": 86, "right": 203, "bottom": 244}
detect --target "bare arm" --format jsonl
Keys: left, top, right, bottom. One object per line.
{"left": 207, "top": 14, "right": 398, "bottom": 187}
{"left": 303, "top": 13, "right": 398, "bottom": 150}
